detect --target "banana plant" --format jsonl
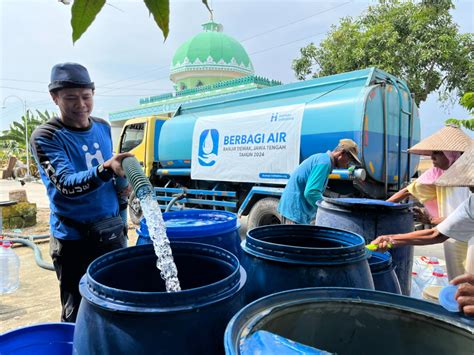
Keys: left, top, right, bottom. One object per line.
{"left": 0, "top": 110, "right": 55, "bottom": 149}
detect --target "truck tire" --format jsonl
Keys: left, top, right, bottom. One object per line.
{"left": 128, "top": 190, "right": 143, "bottom": 225}
{"left": 247, "top": 197, "right": 281, "bottom": 231}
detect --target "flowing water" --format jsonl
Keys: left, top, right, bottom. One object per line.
{"left": 137, "top": 190, "right": 181, "bottom": 292}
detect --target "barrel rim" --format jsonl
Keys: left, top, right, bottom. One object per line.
{"left": 368, "top": 251, "right": 394, "bottom": 273}
{"left": 80, "top": 242, "right": 246, "bottom": 313}
{"left": 139, "top": 209, "right": 239, "bottom": 238}
{"left": 243, "top": 225, "right": 369, "bottom": 265}
{"left": 224, "top": 287, "right": 474, "bottom": 353}
{"left": 320, "top": 197, "right": 413, "bottom": 210}
{"left": 0, "top": 322, "right": 74, "bottom": 352}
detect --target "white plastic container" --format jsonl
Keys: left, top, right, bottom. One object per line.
{"left": 0, "top": 240, "right": 20, "bottom": 294}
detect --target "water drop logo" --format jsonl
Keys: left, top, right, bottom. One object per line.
{"left": 198, "top": 129, "right": 219, "bottom": 166}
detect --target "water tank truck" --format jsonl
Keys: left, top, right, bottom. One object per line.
{"left": 117, "top": 68, "right": 420, "bottom": 229}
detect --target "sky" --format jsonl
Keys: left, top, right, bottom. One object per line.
{"left": 1, "top": 0, "right": 473, "bottom": 139}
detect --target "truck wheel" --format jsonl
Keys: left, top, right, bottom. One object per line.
{"left": 128, "top": 191, "right": 143, "bottom": 225}
{"left": 247, "top": 198, "right": 281, "bottom": 231}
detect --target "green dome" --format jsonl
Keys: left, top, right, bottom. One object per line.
{"left": 170, "top": 21, "right": 254, "bottom": 86}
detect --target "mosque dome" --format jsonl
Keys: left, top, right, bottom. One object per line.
{"left": 170, "top": 21, "right": 254, "bottom": 91}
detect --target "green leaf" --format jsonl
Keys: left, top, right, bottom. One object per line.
{"left": 144, "top": 0, "right": 170, "bottom": 40}
{"left": 71, "top": 0, "right": 106, "bottom": 44}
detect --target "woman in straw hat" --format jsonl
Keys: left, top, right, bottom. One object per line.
{"left": 387, "top": 125, "right": 473, "bottom": 280}
{"left": 371, "top": 144, "right": 474, "bottom": 315}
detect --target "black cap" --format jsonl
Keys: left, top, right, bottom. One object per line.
{"left": 48, "top": 62, "right": 95, "bottom": 92}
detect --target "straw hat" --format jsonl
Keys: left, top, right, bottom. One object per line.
{"left": 435, "top": 142, "right": 474, "bottom": 187}
{"left": 408, "top": 125, "right": 472, "bottom": 155}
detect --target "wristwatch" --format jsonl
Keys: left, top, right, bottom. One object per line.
{"left": 97, "top": 163, "right": 113, "bottom": 181}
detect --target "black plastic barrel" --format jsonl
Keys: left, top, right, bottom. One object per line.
{"left": 368, "top": 251, "right": 401, "bottom": 294}
{"left": 73, "top": 242, "right": 246, "bottom": 355}
{"left": 0, "top": 323, "right": 74, "bottom": 355}
{"left": 241, "top": 225, "right": 374, "bottom": 303}
{"left": 136, "top": 210, "right": 241, "bottom": 258}
{"left": 316, "top": 197, "right": 414, "bottom": 295}
{"left": 225, "top": 288, "right": 474, "bottom": 355}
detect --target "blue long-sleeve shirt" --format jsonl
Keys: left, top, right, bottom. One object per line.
{"left": 30, "top": 117, "right": 119, "bottom": 240}
{"left": 278, "top": 152, "right": 333, "bottom": 224}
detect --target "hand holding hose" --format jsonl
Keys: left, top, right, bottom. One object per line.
{"left": 103, "top": 153, "right": 134, "bottom": 177}
{"left": 368, "top": 235, "right": 394, "bottom": 252}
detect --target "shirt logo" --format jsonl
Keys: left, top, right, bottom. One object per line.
{"left": 83, "top": 142, "right": 105, "bottom": 168}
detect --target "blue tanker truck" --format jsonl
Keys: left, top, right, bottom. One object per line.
{"left": 117, "top": 68, "right": 420, "bottom": 228}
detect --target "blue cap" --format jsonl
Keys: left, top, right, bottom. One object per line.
{"left": 48, "top": 62, "right": 95, "bottom": 92}
{"left": 439, "top": 285, "right": 459, "bottom": 312}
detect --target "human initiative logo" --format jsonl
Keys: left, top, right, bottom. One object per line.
{"left": 198, "top": 129, "right": 219, "bottom": 166}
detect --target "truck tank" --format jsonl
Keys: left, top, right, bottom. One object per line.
{"left": 157, "top": 68, "right": 420, "bottom": 195}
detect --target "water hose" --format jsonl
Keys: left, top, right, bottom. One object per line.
{"left": 5, "top": 238, "right": 55, "bottom": 271}
{"left": 122, "top": 157, "right": 154, "bottom": 198}
{"left": 2, "top": 232, "right": 50, "bottom": 241}
{"left": 165, "top": 191, "right": 187, "bottom": 213}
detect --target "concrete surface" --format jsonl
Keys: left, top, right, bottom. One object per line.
{"left": 0, "top": 178, "right": 445, "bottom": 335}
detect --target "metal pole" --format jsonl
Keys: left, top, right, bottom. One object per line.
{"left": 23, "top": 101, "right": 31, "bottom": 178}
{"left": 2, "top": 95, "right": 31, "bottom": 179}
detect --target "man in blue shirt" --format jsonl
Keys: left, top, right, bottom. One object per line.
{"left": 30, "top": 63, "right": 133, "bottom": 322}
{"left": 278, "top": 139, "right": 361, "bottom": 224}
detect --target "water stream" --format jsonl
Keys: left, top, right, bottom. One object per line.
{"left": 137, "top": 190, "right": 181, "bottom": 292}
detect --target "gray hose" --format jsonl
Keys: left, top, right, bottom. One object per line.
{"left": 122, "top": 157, "right": 154, "bottom": 198}
{"left": 165, "top": 192, "right": 186, "bottom": 212}
{"left": 2, "top": 232, "right": 50, "bottom": 241}
{"left": 7, "top": 238, "right": 55, "bottom": 271}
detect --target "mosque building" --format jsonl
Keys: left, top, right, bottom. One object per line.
{"left": 108, "top": 19, "right": 281, "bottom": 142}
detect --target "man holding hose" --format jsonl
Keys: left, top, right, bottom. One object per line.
{"left": 30, "top": 63, "right": 133, "bottom": 322}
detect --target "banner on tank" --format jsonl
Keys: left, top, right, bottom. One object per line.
{"left": 191, "top": 104, "right": 305, "bottom": 184}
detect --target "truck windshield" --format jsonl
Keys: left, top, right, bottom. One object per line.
{"left": 120, "top": 123, "right": 145, "bottom": 152}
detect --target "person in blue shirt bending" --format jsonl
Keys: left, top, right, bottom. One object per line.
{"left": 278, "top": 139, "right": 361, "bottom": 224}
{"left": 30, "top": 63, "right": 133, "bottom": 322}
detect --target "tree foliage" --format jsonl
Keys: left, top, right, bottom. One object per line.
{"left": 68, "top": 0, "right": 209, "bottom": 44}
{"left": 0, "top": 110, "right": 55, "bottom": 150}
{"left": 292, "top": 0, "right": 473, "bottom": 105}
{"left": 445, "top": 92, "right": 474, "bottom": 130}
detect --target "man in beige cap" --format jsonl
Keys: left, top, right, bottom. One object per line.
{"left": 371, "top": 144, "right": 474, "bottom": 315}
{"left": 278, "top": 139, "right": 361, "bottom": 224}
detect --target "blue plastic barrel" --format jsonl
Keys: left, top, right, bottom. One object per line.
{"left": 225, "top": 288, "right": 474, "bottom": 355}
{"left": 316, "top": 197, "right": 414, "bottom": 295}
{"left": 136, "top": 210, "right": 241, "bottom": 258}
{"left": 73, "top": 242, "right": 246, "bottom": 355}
{"left": 0, "top": 323, "right": 74, "bottom": 355}
{"left": 241, "top": 225, "right": 374, "bottom": 303}
{"left": 368, "top": 251, "right": 401, "bottom": 294}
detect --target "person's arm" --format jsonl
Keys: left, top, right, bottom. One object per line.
{"left": 31, "top": 131, "right": 132, "bottom": 198}
{"left": 387, "top": 187, "right": 410, "bottom": 202}
{"left": 370, "top": 228, "right": 449, "bottom": 252}
{"left": 451, "top": 274, "right": 474, "bottom": 316}
{"left": 303, "top": 162, "right": 331, "bottom": 206}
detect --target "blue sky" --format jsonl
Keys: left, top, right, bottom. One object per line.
{"left": 1, "top": 0, "right": 473, "bottom": 139}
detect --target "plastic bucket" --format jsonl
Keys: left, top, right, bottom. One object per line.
{"left": 225, "top": 288, "right": 474, "bottom": 355}
{"left": 241, "top": 224, "right": 374, "bottom": 303}
{"left": 136, "top": 210, "right": 241, "bottom": 258}
{"left": 316, "top": 197, "right": 414, "bottom": 295}
{"left": 368, "top": 251, "right": 401, "bottom": 294}
{"left": 73, "top": 242, "right": 246, "bottom": 355}
{"left": 0, "top": 323, "right": 74, "bottom": 355}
